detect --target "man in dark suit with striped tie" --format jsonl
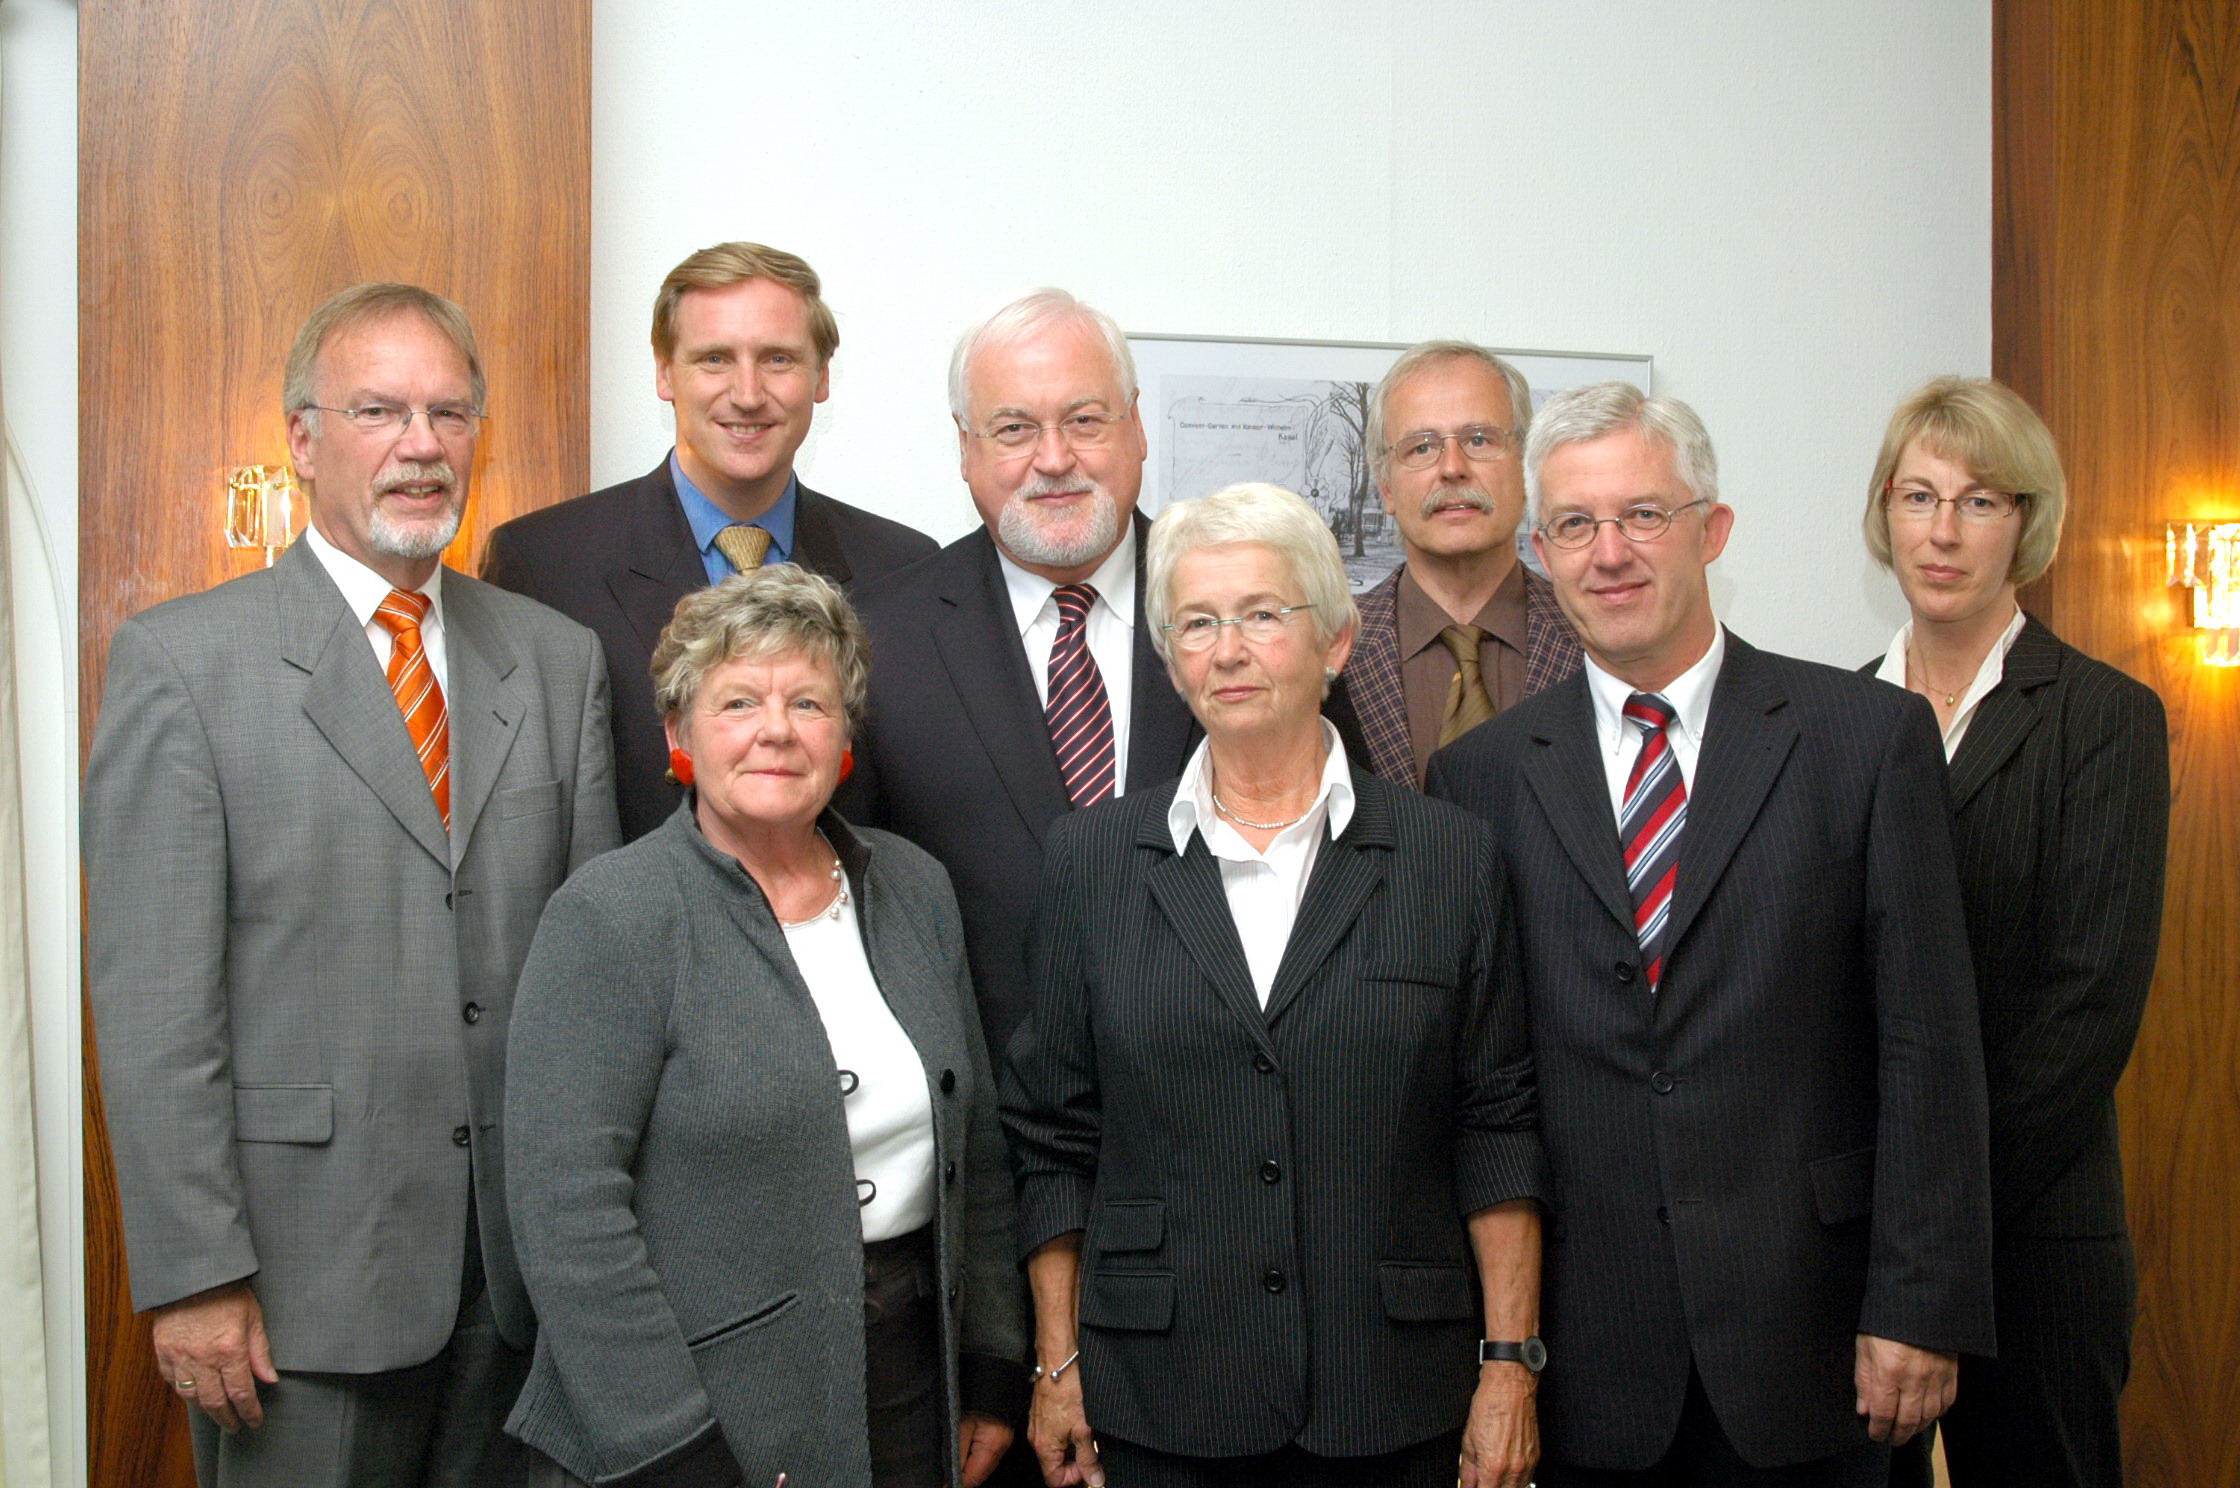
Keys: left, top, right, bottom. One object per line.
{"left": 1427, "top": 382, "right": 1994, "bottom": 1486}
{"left": 482, "top": 242, "right": 936, "bottom": 840}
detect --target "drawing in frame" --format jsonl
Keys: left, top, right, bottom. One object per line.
{"left": 1128, "top": 333, "right": 1653, "bottom": 591}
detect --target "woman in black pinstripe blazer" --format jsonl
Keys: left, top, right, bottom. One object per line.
{"left": 1001, "top": 484, "right": 1548, "bottom": 1488}
{"left": 1864, "top": 378, "right": 2169, "bottom": 1488}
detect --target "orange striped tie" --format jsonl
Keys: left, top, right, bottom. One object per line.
{"left": 373, "top": 588, "right": 451, "bottom": 830}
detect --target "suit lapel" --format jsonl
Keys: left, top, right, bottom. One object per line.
{"left": 1947, "top": 616, "right": 2058, "bottom": 810}
{"left": 278, "top": 541, "right": 451, "bottom": 868}
{"left": 442, "top": 575, "right": 526, "bottom": 863}
{"left": 1520, "top": 675, "right": 1636, "bottom": 935}
{"left": 1343, "top": 571, "right": 1416, "bottom": 786}
{"left": 932, "top": 533, "right": 1073, "bottom": 848}
{"left": 1263, "top": 774, "right": 1393, "bottom": 1025}
{"left": 1662, "top": 633, "right": 1797, "bottom": 959}
{"left": 790, "top": 484, "right": 854, "bottom": 586}
{"left": 607, "top": 462, "right": 705, "bottom": 652}
{"left": 1137, "top": 797, "right": 1275, "bottom": 1053}
{"left": 1125, "top": 514, "right": 1198, "bottom": 790}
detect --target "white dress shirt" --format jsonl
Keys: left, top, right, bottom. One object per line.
{"left": 783, "top": 886, "right": 937, "bottom": 1242}
{"left": 1582, "top": 627, "right": 1726, "bottom": 825}
{"left": 1874, "top": 607, "right": 2028, "bottom": 759}
{"left": 301, "top": 522, "right": 450, "bottom": 696}
{"left": 997, "top": 524, "right": 1137, "bottom": 796}
{"left": 1166, "top": 721, "right": 1357, "bottom": 1006}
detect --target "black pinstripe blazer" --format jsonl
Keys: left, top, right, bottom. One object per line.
{"left": 1427, "top": 632, "right": 1995, "bottom": 1472}
{"left": 999, "top": 770, "right": 1548, "bottom": 1460}
{"left": 1861, "top": 616, "right": 2167, "bottom": 1237}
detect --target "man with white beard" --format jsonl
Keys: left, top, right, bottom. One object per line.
{"left": 83, "top": 282, "right": 617, "bottom": 1487}
{"left": 840, "top": 289, "right": 1197, "bottom": 1064}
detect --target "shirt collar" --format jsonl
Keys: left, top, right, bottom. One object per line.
{"left": 1874, "top": 607, "right": 2027, "bottom": 707}
{"left": 1168, "top": 718, "right": 1355, "bottom": 856}
{"left": 1395, "top": 560, "right": 1528, "bottom": 661}
{"left": 670, "top": 449, "right": 799, "bottom": 565}
{"left": 996, "top": 521, "right": 1138, "bottom": 635}
{"left": 301, "top": 519, "right": 445, "bottom": 631}
{"left": 1583, "top": 624, "right": 1725, "bottom": 756}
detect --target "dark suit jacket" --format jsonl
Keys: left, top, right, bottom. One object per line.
{"left": 1860, "top": 617, "right": 2167, "bottom": 1236}
{"left": 1340, "top": 562, "right": 1584, "bottom": 787}
{"left": 1000, "top": 772, "right": 1547, "bottom": 1460}
{"left": 482, "top": 460, "right": 938, "bottom": 841}
{"left": 837, "top": 519, "right": 1197, "bottom": 1057}
{"left": 1427, "top": 632, "right": 1994, "bottom": 1471}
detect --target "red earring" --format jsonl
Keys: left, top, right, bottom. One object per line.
{"left": 839, "top": 747, "right": 855, "bottom": 784}
{"left": 667, "top": 748, "right": 695, "bottom": 787}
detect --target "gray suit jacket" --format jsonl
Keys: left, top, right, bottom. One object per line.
{"left": 84, "top": 537, "right": 620, "bottom": 1371}
{"left": 504, "top": 807, "right": 1027, "bottom": 1488}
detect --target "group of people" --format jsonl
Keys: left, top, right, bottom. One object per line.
{"left": 83, "top": 242, "right": 2168, "bottom": 1488}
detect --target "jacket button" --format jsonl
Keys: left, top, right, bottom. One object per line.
{"left": 1658, "top": 1205, "right": 1671, "bottom": 1225}
{"left": 1259, "top": 1159, "right": 1282, "bottom": 1185}
{"left": 452, "top": 1125, "right": 471, "bottom": 1147}
{"left": 945, "top": 1161, "right": 958, "bottom": 1187}
{"left": 443, "top": 891, "right": 454, "bottom": 910}
{"left": 940, "top": 1068, "right": 956, "bottom": 1094}
{"left": 1651, "top": 1070, "right": 1675, "bottom": 1094}
{"left": 1253, "top": 1051, "right": 1275, "bottom": 1074}
{"left": 947, "top": 1283, "right": 959, "bottom": 1303}
{"left": 1262, "top": 1268, "right": 1287, "bottom": 1294}
{"left": 461, "top": 1002, "right": 482, "bottom": 1024}
{"left": 1614, "top": 960, "right": 1636, "bottom": 984}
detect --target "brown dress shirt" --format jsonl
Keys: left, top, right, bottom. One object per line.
{"left": 1396, "top": 561, "right": 1528, "bottom": 782}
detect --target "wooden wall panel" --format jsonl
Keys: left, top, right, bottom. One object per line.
{"left": 1996, "top": 2, "right": 2240, "bottom": 1483}
{"left": 78, "top": 4, "right": 589, "bottom": 1484}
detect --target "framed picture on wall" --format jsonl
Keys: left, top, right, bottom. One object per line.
{"left": 1127, "top": 333, "right": 1653, "bottom": 591}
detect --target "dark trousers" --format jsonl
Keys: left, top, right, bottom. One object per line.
{"left": 191, "top": 1216, "right": 527, "bottom": 1488}
{"left": 1097, "top": 1429, "right": 1463, "bottom": 1488}
{"left": 1538, "top": 1369, "right": 1888, "bottom": 1488}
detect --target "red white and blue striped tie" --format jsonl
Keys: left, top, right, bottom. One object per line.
{"left": 1046, "top": 584, "right": 1116, "bottom": 808}
{"left": 1619, "top": 692, "right": 1684, "bottom": 989}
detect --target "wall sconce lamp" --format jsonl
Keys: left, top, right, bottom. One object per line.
{"left": 225, "top": 464, "right": 302, "bottom": 564}
{"left": 2165, "top": 519, "right": 2240, "bottom": 666}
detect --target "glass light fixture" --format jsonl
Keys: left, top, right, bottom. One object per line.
{"left": 2165, "top": 519, "right": 2240, "bottom": 666}
{"left": 225, "top": 464, "right": 302, "bottom": 564}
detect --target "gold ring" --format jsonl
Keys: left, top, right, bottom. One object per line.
{"left": 174, "top": 1378, "right": 195, "bottom": 1391}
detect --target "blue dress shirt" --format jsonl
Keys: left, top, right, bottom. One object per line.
{"left": 670, "top": 449, "right": 799, "bottom": 584}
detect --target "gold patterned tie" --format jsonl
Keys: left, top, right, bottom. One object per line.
{"left": 713, "top": 523, "right": 773, "bottom": 575}
{"left": 1438, "top": 623, "right": 1497, "bottom": 747}
{"left": 372, "top": 588, "right": 450, "bottom": 829}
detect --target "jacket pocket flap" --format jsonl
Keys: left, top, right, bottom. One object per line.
{"left": 232, "top": 1085, "right": 333, "bottom": 1144}
{"left": 1079, "top": 1270, "right": 1174, "bottom": 1332}
{"left": 686, "top": 1291, "right": 800, "bottom": 1349}
{"left": 497, "top": 780, "right": 560, "bottom": 818}
{"left": 1809, "top": 1146, "right": 1876, "bottom": 1226}
{"left": 1378, "top": 1260, "right": 1476, "bottom": 1321}
{"left": 1093, "top": 1199, "right": 1165, "bottom": 1254}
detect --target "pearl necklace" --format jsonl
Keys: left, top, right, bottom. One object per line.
{"left": 777, "top": 839, "right": 849, "bottom": 929}
{"left": 1211, "top": 790, "right": 1312, "bottom": 833}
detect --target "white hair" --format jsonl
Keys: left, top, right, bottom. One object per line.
{"left": 1143, "top": 483, "right": 1358, "bottom": 665}
{"left": 1523, "top": 381, "right": 1718, "bottom": 529}
{"left": 948, "top": 288, "right": 1138, "bottom": 424}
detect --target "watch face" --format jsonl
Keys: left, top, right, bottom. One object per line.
{"left": 1522, "top": 1336, "right": 1548, "bottom": 1372}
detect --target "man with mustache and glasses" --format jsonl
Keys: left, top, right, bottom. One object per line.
{"left": 1339, "top": 341, "right": 1583, "bottom": 788}
{"left": 85, "top": 283, "right": 619, "bottom": 1488}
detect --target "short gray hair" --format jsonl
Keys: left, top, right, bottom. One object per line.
{"left": 651, "top": 566, "right": 870, "bottom": 737}
{"left": 1368, "top": 340, "right": 1534, "bottom": 477}
{"left": 1144, "top": 483, "right": 1358, "bottom": 665}
{"left": 284, "top": 282, "right": 486, "bottom": 434}
{"left": 1523, "top": 381, "right": 1718, "bottom": 529}
{"left": 949, "top": 288, "right": 1137, "bottom": 424}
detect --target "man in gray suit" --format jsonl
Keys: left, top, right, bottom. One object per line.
{"left": 84, "top": 282, "right": 620, "bottom": 1487}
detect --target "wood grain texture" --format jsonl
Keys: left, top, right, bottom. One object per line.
{"left": 78, "top": 4, "right": 588, "bottom": 1484}
{"left": 1996, "top": 2, "right": 2240, "bottom": 1483}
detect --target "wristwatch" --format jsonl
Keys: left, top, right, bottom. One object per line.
{"left": 1479, "top": 1337, "right": 1548, "bottom": 1373}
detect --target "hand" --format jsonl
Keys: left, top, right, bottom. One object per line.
{"left": 1459, "top": 1362, "right": 1538, "bottom": 1488}
{"left": 1854, "top": 1334, "right": 1958, "bottom": 1445}
{"left": 959, "top": 1412, "right": 1015, "bottom": 1488}
{"left": 150, "top": 1279, "right": 279, "bottom": 1434}
{"left": 1027, "top": 1364, "right": 1102, "bottom": 1487}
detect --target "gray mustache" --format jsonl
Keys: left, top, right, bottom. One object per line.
{"left": 1419, "top": 487, "right": 1494, "bottom": 518}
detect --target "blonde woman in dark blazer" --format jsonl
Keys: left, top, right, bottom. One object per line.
{"left": 505, "top": 568, "right": 1025, "bottom": 1488}
{"left": 1865, "top": 378, "right": 2168, "bottom": 1488}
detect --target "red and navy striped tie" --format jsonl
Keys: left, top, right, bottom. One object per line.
{"left": 1046, "top": 584, "right": 1116, "bottom": 807}
{"left": 1619, "top": 692, "right": 1685, "bottom": 989}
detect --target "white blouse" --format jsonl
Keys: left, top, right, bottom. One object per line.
{"left": 783, "top": 891, "right": 937, "bottom": 1241}
{"left": 1875, "top": 608, "right": 2028, "bottom": 759}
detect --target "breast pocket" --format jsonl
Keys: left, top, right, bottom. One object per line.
{"left": 496, "top": 780, "right": 560, "bottom": 819}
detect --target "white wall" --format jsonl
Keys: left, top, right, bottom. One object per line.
{"left": 593, "top": 0, "right": 1989, "bottom": 666}
{"left": 1, "top": 0, "right": 83, "bottom": 1483}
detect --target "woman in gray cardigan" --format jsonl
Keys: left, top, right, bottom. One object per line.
{"left": 504, "top": 567, "right": 1026, "bottom": 1488}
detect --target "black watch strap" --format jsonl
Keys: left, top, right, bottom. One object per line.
{"left": 1479, "top": 1337, "right": 1548, "bottom": 1373}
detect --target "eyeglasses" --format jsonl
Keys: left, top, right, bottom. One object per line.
{"left": 969, "top": 410, "right": 1128, "bottom": 453}
{"left": 304, "top": 403, "right": 485, "bottom": 438}
{"left": 1882, "top": 485, "right": 2026, "bottom": 522}
{"left": 1537, "top": 499, "right": 1709, "bottom": 549}
{"left": 1384, "top": 425, "right": 1521, "bottom": 470}
{"left": 1162, "top": 604, "right": 1317, "bottom": 651}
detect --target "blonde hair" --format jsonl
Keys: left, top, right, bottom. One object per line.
{"left": 1144, "top": 482, "right": 1358, "bottom": 664}
{"left": 650, "top": 242, "right": 838, "bottom": 366}
{"left": 651, "top": 567, "right": 869, "bottom": 737}
{"left": 1862, "top": 376, "right": 2066, "bottom": 585}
